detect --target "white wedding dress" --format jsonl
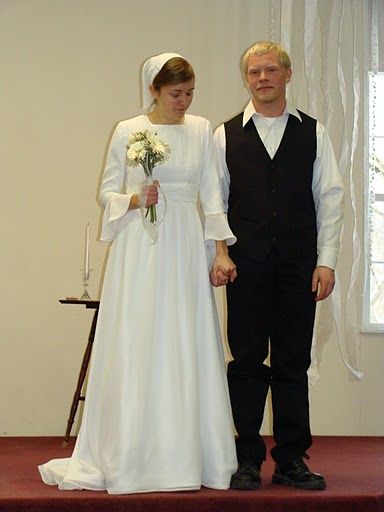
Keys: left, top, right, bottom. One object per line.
{"left": 39, "top": 114, "right": 237, "bottom": 494}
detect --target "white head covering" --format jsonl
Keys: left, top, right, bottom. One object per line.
{"left": 141, "top": 52, "right": 184, "bottom": 112}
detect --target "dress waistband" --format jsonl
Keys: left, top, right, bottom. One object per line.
{"left": 159, "top": 183, "right": 198, "bottom": 203}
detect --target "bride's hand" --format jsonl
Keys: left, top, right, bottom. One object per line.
{"left": 140, "top": 180, "right": 159, "bottom": 208}
{"left": 130, "top": 180, "right": 160, "bottom": 209}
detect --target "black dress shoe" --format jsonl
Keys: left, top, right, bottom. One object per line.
{"left": 272, "top": 459, "right": 326, "bottom": 490}
{"left": 230, "top": 461, "right": 261, "bottom": 490}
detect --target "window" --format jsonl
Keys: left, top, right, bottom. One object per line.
{"left": 363, "top": 72, "right": 384, "bottom": 332}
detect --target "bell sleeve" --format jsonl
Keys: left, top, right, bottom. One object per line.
{"left": 197, "top": 119, "right": 236, "bottom": 268}
{"left": 198, "top": 119, "right": 236, "bottom": 246}
{"left": 99, "top": 123, "right": 136, "bottom": 242}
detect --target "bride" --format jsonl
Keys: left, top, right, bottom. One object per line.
{"left": 39, "top": 52, "right": 238, "bottom": 494}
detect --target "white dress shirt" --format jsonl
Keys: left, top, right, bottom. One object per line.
{"left": 214, "top": 101, "right": 344, "bottom": 270}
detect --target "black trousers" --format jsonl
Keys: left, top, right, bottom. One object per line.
{"left": 227, "top": 248, "right": 317, "bottom": 465}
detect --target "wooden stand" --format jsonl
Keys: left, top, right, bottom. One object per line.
{"left": 59, "top": 299, "right": 100, "bottom": 446}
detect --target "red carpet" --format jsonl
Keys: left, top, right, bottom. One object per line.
{"left": 0, "top": 436, "right": 383, "bottom": 512}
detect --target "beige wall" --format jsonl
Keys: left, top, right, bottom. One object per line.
{"left": 0, "top": 0, "right": 383, "bottom": 437}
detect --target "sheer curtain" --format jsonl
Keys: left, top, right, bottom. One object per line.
{"left": 269, "top": 0, "right": 383, "bottom": 381}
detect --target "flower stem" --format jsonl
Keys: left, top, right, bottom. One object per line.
{"left": 146, "top": 205, "right": 157, "bottom": 223}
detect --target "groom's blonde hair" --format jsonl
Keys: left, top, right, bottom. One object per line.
{"left": 242, "top": 41, "right": 291, "bottom": 78}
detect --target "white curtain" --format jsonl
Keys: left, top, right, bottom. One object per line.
{"left": 271, "top": 0, "right": 384, "bottom": 381}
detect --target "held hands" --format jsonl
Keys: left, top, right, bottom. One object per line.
{"left": 210, "top": 251, "right": 237, "bottom": 287}
{"left": 312, "top": 265, "right": 335, "bottom": 301}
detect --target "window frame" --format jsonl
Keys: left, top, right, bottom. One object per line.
{"left": 362, "top": 71, "right": 384, "bottom": 333}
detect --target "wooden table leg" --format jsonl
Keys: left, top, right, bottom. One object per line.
{"left": 62, "top": 308, "right": 99, "bottom": 446}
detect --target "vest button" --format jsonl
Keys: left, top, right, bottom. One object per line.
{"left": 273, "top": 212, "right": 277, "bottom": 217}
{"left": 272, "top": 188, "right": 276, "bottom": 193}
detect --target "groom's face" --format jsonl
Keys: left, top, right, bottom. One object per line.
{"left": 246, "top": 51, "right": 291, "bottom": 106}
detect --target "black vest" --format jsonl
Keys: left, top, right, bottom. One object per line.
{"left": 225, "top": 111, "right": 317, "bottom": 260}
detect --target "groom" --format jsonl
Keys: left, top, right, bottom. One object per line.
{"left": 214, "top": 41, "right": 344, "bottom": 490}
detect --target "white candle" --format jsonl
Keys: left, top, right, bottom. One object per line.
{"left": 84, "top": 223, "right": 90, "bottom": 278}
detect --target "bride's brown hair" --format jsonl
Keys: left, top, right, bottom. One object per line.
{"left": 152, "top": 57, "right": 195, "bottom": 90}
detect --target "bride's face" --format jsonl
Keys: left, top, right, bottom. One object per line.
{"left": 150, "top": 79, "right": 195, "bottom": 124}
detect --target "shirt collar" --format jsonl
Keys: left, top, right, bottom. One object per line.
{"left": 242, "top": 100, "right": 302, "bottom": 126}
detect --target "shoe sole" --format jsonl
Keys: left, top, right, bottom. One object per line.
{"left": 230, "top": 481, "right": 261, "bottom": 490}
{"left": 272, "top": 474, "right": 326, "bottom": 491}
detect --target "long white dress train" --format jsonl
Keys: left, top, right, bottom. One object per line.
{"left": 39, "top": 114, "right": 237, "bottom": 494}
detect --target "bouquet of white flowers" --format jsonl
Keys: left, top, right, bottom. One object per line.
{"left": 126, "top": 130, "right": 170, "bottom": 223}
